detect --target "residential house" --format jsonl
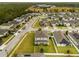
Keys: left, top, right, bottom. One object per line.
{"left": 0, "top": 29, "right": 9, "bottom": 38}
{"left": 35, "top": 30, "right": 49, "bottom": 45}
{"left": 53, "top": 31, "right": 70, "bottom": 46}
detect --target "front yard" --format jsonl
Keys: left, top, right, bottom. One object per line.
{"left": 34, "top": 39, "right": 56, "bottom": 53}
{"left": 57, "top": 45, "right": 78, "bottom": 54}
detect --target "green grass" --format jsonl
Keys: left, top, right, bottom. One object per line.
{"left": 14, "top": 31, "right": 35, "bottom": 55}
{"left": 34, "top": 39, "right": 56, "bottom": 53}
{"left": 33, "top": 20, "right": 41, "bottom": 28}
{"left": 57, "top": 26, "right": 67, "bottom": 29}
{"left": 57, "top": 45, "right": 78, "bottom": 54}
{"left": 12, "top": 31, "right": 56, "bottom": 56}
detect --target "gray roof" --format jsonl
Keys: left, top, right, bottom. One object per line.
{"left": 35, "top": 4, "right": 51, "bottom": 8}
{"left": 69, "top": 32, "right": 79, "bottom": 45}
{"left": 51, "top": 20, "right": 59, "bottom": 24}
{"left": 0, "top": 29, "right": 8, "bottom": 35}
{"left": 1, "top": 23, "right": 13, "bottom": 26}
{"left": 10, "top": 20, "right": 19, "bottom": 25}
{"left": 53, "top": 31, "right": 69, "bottom": 44}
{"left": 35, "top": 31, "right": 48, "bottom": 38}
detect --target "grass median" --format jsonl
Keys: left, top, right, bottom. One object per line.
{"left": 12, "top": 31, "right": 35, "bottom": 56}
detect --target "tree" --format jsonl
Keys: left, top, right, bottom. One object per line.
{"left": 66, "top": 31, "right": 68, "bottom": 35}
{"left": 67, "top": 50, "right": 70, "bottom": 54}
{"left": 49, "top": 37, "right": 52, "bottom": 39}
{"left": 40, "top": 48, "right": 44, "bottom": 53}
{"left": 38, "top": 28, "right": 42, "bottom": 31}
{"left": 0, "top": 38, "right": 3, "bottom": 45}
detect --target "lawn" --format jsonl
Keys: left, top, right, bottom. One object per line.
{"left": 34, "top": 39, "right": 56, "bottom": 53}
{"left": 57, "top": 45, "right": 78, "bottom": 54}
{"left": 12, "top": 31, "right": 56, "bottom": 56}
{"left": 56, "top": 26, "right": 67, "bottom": 29}
{"left": 13, "top": 31, "right": 35, "bottom": 55}
{"left": 33, "top": 20, "right": 41, "bottom": 28}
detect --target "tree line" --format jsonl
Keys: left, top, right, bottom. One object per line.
{"left": 0, "top": 3, "right": 32, "bottom": 24}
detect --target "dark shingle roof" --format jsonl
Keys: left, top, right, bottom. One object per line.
{"left": 60, "top": 39, "right": 69, "bottom": 45}
{"left": 69, "top": 32, "right": 79, "bottom": 44}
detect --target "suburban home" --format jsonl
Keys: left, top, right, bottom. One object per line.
{"left": 0, "top": 29, "right": 9, "bottom": 38}
{"left": 39, "top": 19, "right": 48, "bottom": 27}
{"left": 35, "top": 30, "right": 49, "bottom": 45}
{"left": 53, "top": 31, "right": 70, "bottom": 46}
{"left": 14, "top": 17, "right": 25, "bottom": 24}
{"left": 0, "top": 23, "right": 14, "bottom": 30}
{"left": 0, "top": 20, "right": 20, "bottom": 32}
{"left": 50, "top": 20, "right": 59, "bottom": 26}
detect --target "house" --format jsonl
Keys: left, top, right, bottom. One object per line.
{"left": 68, "top": 31, "right": 79, "bottom": 48}
{"left": 0, "top": 29, "right": 9, "bottom": 38}
{"left": 53, "top": 31, "right": 70, "bottom": 46}
{"left": 35, "top": 30, "right": 49, "bottom": 45}
{"left": 0, "top": 20, "right": 20, "bottom": 32}
{"left": 39, "top": 19, "right": 48, "bottom": 27}
{"left": 0, "top": 23, "right": 14, "bottom": 30}
{"left": 14, "top": 17, "right": 25, "bottom": 24}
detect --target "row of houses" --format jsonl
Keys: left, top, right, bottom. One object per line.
{"left": 35, "top": 12, "right": 79, "bottom": 28}
{"left": 0, "top": 14, "right": 32, "bottom": 38}
{"left": 46, "top": 12, "right": 79, "bottom": 27}
{"left": 27, "top": 4, "right": 79, "bottom": 12}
